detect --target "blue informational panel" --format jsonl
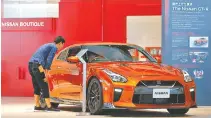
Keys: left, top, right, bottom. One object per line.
{"left": 162, "top": 0, "right": 211, "bottom": 105}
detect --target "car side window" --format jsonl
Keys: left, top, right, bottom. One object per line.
{"left": 57, "top": 49, "right": 68, "bottom": 61}
{"left": 128, "top": 48, "right": 149, "bottom": 62}
{"left": 66, "top": 47, "right": 81, "bottom": 63}
{"left": 67, "top": 46, "right": 81, "bottom": 58}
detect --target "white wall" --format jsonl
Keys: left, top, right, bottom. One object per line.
{"left": 3, "top": 0, "right": 60, "bottom": 18}
{"left": 127, "top": 16, "right": 161, "bottom": 49}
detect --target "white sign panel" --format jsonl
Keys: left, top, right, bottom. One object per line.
{"left": 153, "top": 89, "right": 170, "bottom": 98}
{"left": 3, "top": 0, "right": 59, "bottom": 18}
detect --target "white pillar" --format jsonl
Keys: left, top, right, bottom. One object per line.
{"left": 76, "top": 49, "right": 88, "bottom": 115}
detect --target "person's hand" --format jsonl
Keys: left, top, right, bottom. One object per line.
{"left": 44, "top": 69, "right": 52, "bottom": 78}
{"left": 44, "top": 70, "right": 48, "bottom": 78}
{"left": 47, "top": 73, "right": 52, "bottom": 78}
{"left": 44, "top": 69, "right": 48, "bottom": 74}
{"left": 44, "top": 78, "right": 48, "bottom": 83}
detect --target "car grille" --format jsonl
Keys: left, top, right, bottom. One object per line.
{"left": 132, "top": 81, "right": 185, "bottom": 104}
{"left": 137, "top": 80, "right": 176, "bottom": 87}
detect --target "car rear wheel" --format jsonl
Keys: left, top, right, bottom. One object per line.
{"left": 87, "top": 78, "right": 103, "bottom": 115}
{"left": 167, "top": 108, "right": 189, "bottom": 115}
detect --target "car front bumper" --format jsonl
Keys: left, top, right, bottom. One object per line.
{"left": 101, "top": 79, "right": 196, "bottom": 109}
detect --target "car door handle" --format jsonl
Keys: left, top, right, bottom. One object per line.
{"left": 57, "top": 66, "right": 61, "bottom": 69}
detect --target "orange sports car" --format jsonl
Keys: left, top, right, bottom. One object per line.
{"left": 41, "top": 43, "right": 197, "bottom": 115}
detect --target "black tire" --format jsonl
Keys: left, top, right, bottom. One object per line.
{"left": 167, "top": 108, "right": 189, "bottom": 115}
{"left": 87, "top": 78, "right": 103, "bottom": 115}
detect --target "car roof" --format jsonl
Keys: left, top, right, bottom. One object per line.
{"left": 55, "top": 42, "right": 139, "bottom": 58}
{"left": 63, "top": 42, "right": 136, "bottom": 50}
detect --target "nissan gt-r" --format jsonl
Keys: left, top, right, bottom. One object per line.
{"left": 42, "top": 43, "right": 197, "bottom": 115}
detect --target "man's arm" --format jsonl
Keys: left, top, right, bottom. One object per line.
{"left": 44, "top": 47, "right": 57, "bottom": 70}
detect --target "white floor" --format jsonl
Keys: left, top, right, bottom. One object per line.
{"left": 1, "top": 97, "right": 211, "bottom": 118}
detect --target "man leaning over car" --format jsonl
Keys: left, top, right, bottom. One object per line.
{"left": 28, "top": 36, "right": 65, "bottom": 111}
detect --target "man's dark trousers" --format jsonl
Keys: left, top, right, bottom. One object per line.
{"left": 28, "top": 62, "right": 49, "bottom": 98}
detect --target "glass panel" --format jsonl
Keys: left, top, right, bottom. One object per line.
{"left": 83, "top": 45, "right": 156, "bottom": 63}
{"left": 57, "top": 49, "right": 68, "bottom": 61}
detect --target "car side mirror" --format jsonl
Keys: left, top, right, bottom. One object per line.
{"left": 67, "top": 56, "right": 80, "bottom": 63}
{"left": 155, "top": 56, "right": 162, "bottom": 63}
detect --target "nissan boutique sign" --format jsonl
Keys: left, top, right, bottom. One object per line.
{"left": 2, "top": 22, "right": 45, "bottom": 27}
{"left": 162, "top": 0, "right": 211, "bottom": 105}
{"left": 1, "top": 18, "right": 55, "bottom": 31}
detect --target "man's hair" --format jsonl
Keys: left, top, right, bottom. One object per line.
{"left": 54, "top": 36, "right": 65, "bottom": 44}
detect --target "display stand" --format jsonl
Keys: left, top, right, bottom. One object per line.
{"left": 75, "top": 49, "right": 90, "bottom": 116}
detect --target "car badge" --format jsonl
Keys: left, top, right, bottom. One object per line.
{"left": 157, "top": 81, "right": 162, "bottom": 85}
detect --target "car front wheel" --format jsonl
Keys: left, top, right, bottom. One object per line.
{"left": 87, "top": 78, "right": 103, "bottom": 115}
{"left": 167, "top": 108, "right": 189, "bottom": 115}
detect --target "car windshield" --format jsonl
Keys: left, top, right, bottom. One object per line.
{"left": 82, "top": 45, "right": 157, "bottom": 63}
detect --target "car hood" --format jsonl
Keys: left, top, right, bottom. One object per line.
{"left": 89, "top": 62, "right": 182, "bottom": 78}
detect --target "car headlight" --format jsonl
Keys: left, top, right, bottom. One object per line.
{"left": 182, "top": 70, "right": 193, "bottom": 82}
{"left": 102, "top": 69, "right": 127, "bottom": 83}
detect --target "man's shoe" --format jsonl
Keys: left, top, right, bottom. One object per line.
{"left": 34, "top": 106, "right": 45, "bottom": 110}
{"left": 45, "top": 107, "right": 60, "bottom": 112}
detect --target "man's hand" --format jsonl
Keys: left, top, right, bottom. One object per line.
{"left": 43, "top": 70, "right": 50, "bottom": 83}
{"left": 44, "top": 78, "right": 48, "bottom": 83}
{"left": 44, "top": 69, "right": 52, "bottom": 78}
{"left": 44, "top": 69, "right": 48, "bottom": 76}
{"left": 44, "top": 69, "right": 48, "bottom": 77}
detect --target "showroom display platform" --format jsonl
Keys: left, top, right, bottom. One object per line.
{"left": 2, "top": 97, "right": 211, "bottom": 118}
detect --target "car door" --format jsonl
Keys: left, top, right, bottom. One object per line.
{"left": 48, "top": 49, "right": 69, "bottom": 98}
{"left": 48, "top": 58, "right": 60, "bottom": 98}
{"left": 57, "top": 46, "right": 83, "bottom": 101}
